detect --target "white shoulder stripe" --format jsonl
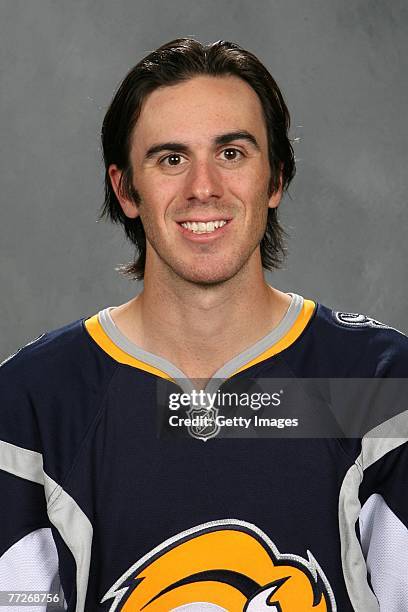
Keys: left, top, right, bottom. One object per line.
{"left": 0, "top": 440, "right": 44, "bottom": 485}
{"left": 338, "top": 411, "right": 408, "bottom": 611}
{"left": 0, "top": 441, "right": 92, "bottom": 612}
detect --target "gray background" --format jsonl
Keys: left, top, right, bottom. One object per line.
{"left": 1, "top": 0, "right": 407, "bottom": 359}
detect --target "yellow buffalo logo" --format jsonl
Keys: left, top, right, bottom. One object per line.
{"left": 102, "top": 519, "right": 336, "bottom": 611}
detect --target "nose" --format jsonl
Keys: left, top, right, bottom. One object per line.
{"left": 183, "top": 158, "right": 224, "bottom": 203}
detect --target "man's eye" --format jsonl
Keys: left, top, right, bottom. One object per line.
{"left": 220, "top": 148, "right": 243, "bottom": 161}
{"left": 160, "top": 154, "right": 184, "bottom": 166}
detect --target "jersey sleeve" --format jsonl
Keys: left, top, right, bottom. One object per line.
{"left": 357, "top": 326, "right": 408, "bottom": 611}
{"left": 359, "top": 439, "right": 408, "bottom": 611}
{"left": 0, "top": 342, "right": 66, "bottom": 610}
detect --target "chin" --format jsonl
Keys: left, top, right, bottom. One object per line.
{"left": 174, "top": 260, "right": 246, "bottom": 287}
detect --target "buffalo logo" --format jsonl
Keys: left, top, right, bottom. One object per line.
{"left": 186, "top": 406, "right": 220, "bottom": 441}
{"left": 102, "top": 519, "right": 336, "bottom": 611}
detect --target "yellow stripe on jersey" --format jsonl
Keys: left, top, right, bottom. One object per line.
{"left": 84, "top": 314, "right": 174, "bottom": 381}
{"left": 84, "top": 299, "right": 316, "bottom": 381}
{"left": 230, "top": 299, "right": 316, "bottom": 377}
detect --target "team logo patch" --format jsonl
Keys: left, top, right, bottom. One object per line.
{"left": 102, "top": 519, "right": 336, "bottom": 611}
{"left": 333, "top": 311, "right": 401, "bottom": 334}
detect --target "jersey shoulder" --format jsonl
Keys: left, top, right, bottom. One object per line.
{"left": 0, "top": 313, "right": 119, "bottom": 474}
{"left": 0, "top": 314, "right": 117, "bottom": 386}
{"left": 311, "top": 303, "right": 408, "bottom": 376}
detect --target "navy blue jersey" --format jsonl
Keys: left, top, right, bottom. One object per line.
{"left": 1, "top": 293, "right": 407, "bottom": 611}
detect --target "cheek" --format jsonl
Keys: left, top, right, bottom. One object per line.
{"left": 231, "top": 182, "right": 270, "bottom": 217}
{"left": 228, "top": 164, "right": 270, "bottom": 199}
{"left": 138, "top": 176, "right": 180, "bottom": 215}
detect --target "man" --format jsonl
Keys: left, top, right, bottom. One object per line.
{"left": 0, "top": 38, "right": 407, "bottom": 611}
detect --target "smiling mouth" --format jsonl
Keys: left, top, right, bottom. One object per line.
{"left": 178, "top": 220, "right": 230, "bottom": 234}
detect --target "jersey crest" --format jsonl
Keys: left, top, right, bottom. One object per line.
{"left": 102, "top": 519, "right": 336, "bottom": 611}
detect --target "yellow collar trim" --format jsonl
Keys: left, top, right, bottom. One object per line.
{"left": 84, "top": 298, "right": 316, "bottom": 382}
{"left": 231, "top": 298, "right": 315, "bottom": 376}
{"left": 84, "top": 314, "right": 174, "bottom": 381}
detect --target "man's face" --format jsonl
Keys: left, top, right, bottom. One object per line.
{"left": 110, "top": 75, "right": 282, "bottom": 285}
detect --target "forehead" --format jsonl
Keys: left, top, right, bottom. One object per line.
{"left": 132, "top": 75, "right": 267, "bottom": 148}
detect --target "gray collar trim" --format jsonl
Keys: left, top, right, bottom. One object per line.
{"left": 98, "top": 292, "right": 304, "bottom": 390}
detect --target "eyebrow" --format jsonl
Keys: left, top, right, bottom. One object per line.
{"left": 215, "top": 130, "right": 260, "bottom": 150}
{"left": 144, "top": 130, "right": 260, "bottom": 159}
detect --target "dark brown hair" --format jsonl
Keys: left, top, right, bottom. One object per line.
{"left": 100, "top": 38, "right": 296, "bottom": 280}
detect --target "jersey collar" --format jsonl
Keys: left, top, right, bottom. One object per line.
{"left": 84, "top": 292, "right": 315, "bottom": 387}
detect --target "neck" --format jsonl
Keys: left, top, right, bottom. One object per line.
{"left": 111, "top": 257, "right": 291, "bottom": 379}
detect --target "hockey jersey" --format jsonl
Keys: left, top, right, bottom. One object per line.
{"left": 1, "top": 292, "right": 408, "bottom": 611}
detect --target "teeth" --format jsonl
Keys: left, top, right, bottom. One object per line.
{"left": 181, "top": 220, "right": 228, "bottom": 234}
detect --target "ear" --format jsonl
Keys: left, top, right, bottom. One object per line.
{"left": 268, "top": 170, "right": 283, "bottom": 210}
{"left": 108, "top": 164, "right": 140, "bottom": 219}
